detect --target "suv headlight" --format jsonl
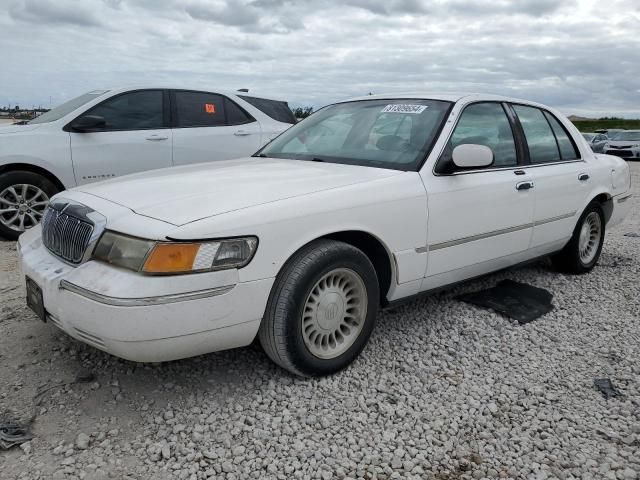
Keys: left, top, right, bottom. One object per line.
{"left": 93, "top": 231, "right": 258, "bottom": 274}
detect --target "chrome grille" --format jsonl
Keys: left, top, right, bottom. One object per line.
{"left": 42, "top": 206, "right": 94, "bottom": 264}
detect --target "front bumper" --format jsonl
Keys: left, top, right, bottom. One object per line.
{"left": 605, "top": 148, "right": 640, "bottom": 159}
{"left": 18, "top": 227, "right": 273, "bottom": 362}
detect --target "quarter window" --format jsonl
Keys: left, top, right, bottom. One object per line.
{"left": 513, "top": 105, "right": 561, "bottom": 164}
{"left": 543, "top": 111, "right": 580, "bottom": 160}
{"left": 238, "top": 95, "right": 297, "bottom": 124}
{"left": 85, "top": 90, "right": 164, "bottom": 130}
{"left": 437, "top": 102, "right": 518, "bottom": 173}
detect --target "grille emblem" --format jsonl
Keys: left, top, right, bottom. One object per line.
{"left": 41, "top": 200, "right": 105, "bottom": 264}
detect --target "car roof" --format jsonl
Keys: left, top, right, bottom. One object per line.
{"left": 102, "top": 86, "right": 288, "bottom": 102}
{"left": 340, "top": 92, "right": 552, "bottom": 108}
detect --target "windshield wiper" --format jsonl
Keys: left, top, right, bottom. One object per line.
{"left": 253, "top": 153, "right": 269, "bottom": 158}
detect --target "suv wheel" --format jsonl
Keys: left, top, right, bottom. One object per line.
{"left": 0, "top": 171, "right": 59, "bottom": 240}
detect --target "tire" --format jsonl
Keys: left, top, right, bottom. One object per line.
{"left": 551, "top": 201, "right": 605, "bottom": 274}
{"left": 0, "top": 171, "right": 59, "bottom": 240}
{"left": 259, "top": 239, "right": 380, "bottom": 377}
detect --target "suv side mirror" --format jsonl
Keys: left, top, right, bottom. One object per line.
{"left": 69, "top": 115, "right": 106, "bottom": 132}
{"left": 452, "top": 144, "right": 494, "bottom": 169}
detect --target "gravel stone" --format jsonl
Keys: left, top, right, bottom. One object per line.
{"left": 75, "top": 433, "right": 90, "bottom": 450}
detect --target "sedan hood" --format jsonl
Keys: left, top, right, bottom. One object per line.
{"left": 75, "top": 158, "right": 402, "bottom": 226}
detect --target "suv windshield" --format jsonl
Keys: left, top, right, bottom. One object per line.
{"left": 612, "top": 131, "right": 640, "bottom": 141}
{"left": 28, "top": 90, "right": 109, "bottom": 124}
{"left": 258, "top": 99, "right": 452, "bottom": 171}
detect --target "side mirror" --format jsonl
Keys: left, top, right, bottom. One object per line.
{"left": 452, "top": 144, "right": 494, "bottom": 169}
{"left": 69, "top": 115, "right": 106, "bottom": 132}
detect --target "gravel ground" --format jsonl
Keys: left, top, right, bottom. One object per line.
{"left": 1, "top": 164, "right": 639, "bottom": 480}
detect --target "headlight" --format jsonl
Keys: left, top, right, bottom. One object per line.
{"left": 93, "top": 231, "right": 258, "bottom": 274}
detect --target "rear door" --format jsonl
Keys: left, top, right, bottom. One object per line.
{"left": 171, "top": 90, "right": 261, "bottom": 166}
{"left": 423, "top": 102, "right": 535, "bottom": 280}
{"left": 510, "top": 104, "right": 588, "bottom": 249}
{"left": 70, "top": 89, "right": 172, "bottom": 185}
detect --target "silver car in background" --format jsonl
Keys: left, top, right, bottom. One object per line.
{"left": 603, "top": 130, "right": 640, "bottom": 160}
{"left": 582, "top": 132, "right": 609, "bottom": 153}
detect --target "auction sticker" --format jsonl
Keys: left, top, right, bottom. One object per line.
{"left": 381, "top": 104, "right": 428, "bottom": 114}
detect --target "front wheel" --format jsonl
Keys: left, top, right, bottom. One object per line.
{"left": 551, "top": 201, "right": 605, "bottom": 274}
{"left": 259, "top": 239, "right": 380, "bottom": 377}
{"left": 0, "top": 171, "right": 58, "bottom": 240}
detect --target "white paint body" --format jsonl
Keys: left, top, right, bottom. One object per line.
{"left": 18, "top": 93, "right": 632, "bottom": 363}
{"left": 0, "top": 86, "right": 292, "bottom": 187}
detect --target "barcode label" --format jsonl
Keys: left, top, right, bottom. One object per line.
{"left": 381, "top": 104, "right": 428, "bottom": 114}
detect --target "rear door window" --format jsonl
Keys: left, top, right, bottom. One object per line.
{"left": 512, "top": 105, "right": 561, "bottom": 163}
{"left": 174, "top": 91, "right": 255, "bottom": 127}
{"left": 224, "top": 97, "right": 255, "bottom": 125}
{"left": 175, "top": 91, "right": 226, "bottom": 127}
{"left": 238, "top": 95, "right": 296, "bottom": 124}
{"left": 543, "top": 112, "right": 580, "bottom": 160}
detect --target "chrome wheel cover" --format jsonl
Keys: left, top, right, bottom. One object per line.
{"left": 0, "top": 184, "right": 50, "bottom": 233}
{"left": 578, "top": 211, "right": 602, "bottom": 265}
{"left": 302, "top": 268, "right": 368, "bottom": 360}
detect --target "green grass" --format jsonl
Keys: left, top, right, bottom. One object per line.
{"left": 571, "top": 119, "right": 640, "bottom": 132}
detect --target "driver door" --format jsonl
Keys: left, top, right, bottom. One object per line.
{"left": 69, "top": 89, "right": 172, "bottom": 185}
{"left": 421, "top": 102, "right": 535, "bottom": 285}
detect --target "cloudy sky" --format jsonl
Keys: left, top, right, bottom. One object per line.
{"left": 1, "top": 0, "right": 639, "bottom": 117}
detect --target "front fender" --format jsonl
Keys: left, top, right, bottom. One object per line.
{"left": 165, "top": 173, "right": 430, "bottom": 288}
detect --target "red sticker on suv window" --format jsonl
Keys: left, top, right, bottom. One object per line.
{"left": 205, "top": 103, "right": 216, "bottom": 114}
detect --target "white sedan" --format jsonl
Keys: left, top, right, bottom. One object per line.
{"left": 0, "top": 86, "right": 295, "bottom": 239}
{"left": 18, "top": 93, "right": 632, "bottom": 376}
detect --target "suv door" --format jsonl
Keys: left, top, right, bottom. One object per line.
{"left": 510, "top": 105, "right": 587, "bottom": 249}
{"left": 171, "top": 90, "right": 261, "bottom": 166}
{"left": 423, "top": 102, "right": 535, "bottom": 283}
{"left": 69, "top": 89, "right": 172, "bottom": 185}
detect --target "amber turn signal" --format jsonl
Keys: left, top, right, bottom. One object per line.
{"left": 142, "top": 243, "right": 201, "bottom": 274}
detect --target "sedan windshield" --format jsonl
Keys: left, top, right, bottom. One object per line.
{"left": 258, "top": 99, "right": 452, "bottom": 171}
{"left": 28, "top": 90, "right": 109, "bottom": 124}
{"left": 612, "top": 131, "right": 640, "bottom": 141}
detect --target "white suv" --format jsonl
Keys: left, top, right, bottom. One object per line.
{"left": 0, "top": 87, "right": 295, "bottom": 239}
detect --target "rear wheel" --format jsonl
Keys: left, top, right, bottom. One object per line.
{"left": 551, "top": 201, "right": 605, "bottom": 274}
{"left": 259, "top": 239, "right": 380, "bottom": 377}
{"left": 0, "top": 171, "right": 59, "bottom": 240}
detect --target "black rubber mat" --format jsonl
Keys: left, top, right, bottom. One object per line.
{"left": 0, "top": 420, "right": 32, "bottom": 449}
{"left": 456, "top": 279, "right": 554, "bottom": 324}
{"left": 594, "top": 378, "right": 622, "bottom": 399}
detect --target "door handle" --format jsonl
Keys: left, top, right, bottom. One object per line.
{"left": 516, "top": 181, "right": 534, "bottom": 191}
{"left": 578, "top": 173, "right": 590, "bottom": 181}
{"left": 146, "top": 135, "right": 168, "bottom": 141}
{"left": 234, "top": 130, "right": 251, "bottom": 136}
